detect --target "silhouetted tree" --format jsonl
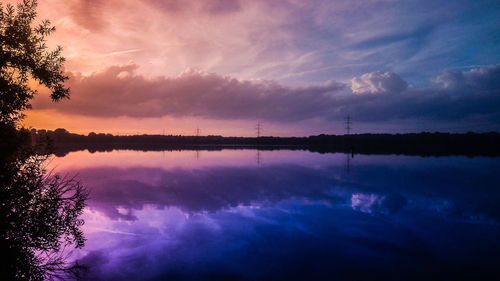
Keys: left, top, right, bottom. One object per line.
{"left": 0, "top": 131, "right": 88, "bottom": 280}
{"left": 0, "top": 0, "right": 69, "bottom": 125}
{"left": 0, "top": 1, "right": 87, "bottom": 280}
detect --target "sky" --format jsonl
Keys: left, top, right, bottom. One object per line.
{"left": 16, "top": 0, "right": 500, "bottom": 136}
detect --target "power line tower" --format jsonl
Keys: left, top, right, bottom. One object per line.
{"left": 256, "top": 122, "right": 262, "bottom": 138}
{"left": 344, "top": 114, "right": 352, "bottom": 135}
{"left": 196, "top": 127, "right": 200, "bottom": 137}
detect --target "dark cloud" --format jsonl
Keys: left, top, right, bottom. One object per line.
{"left": 342, "top": 67, "right": 500, "bottom": 122}
{"left": 33, "top": 65, "right": 500, "bottom": 124}
{"left": 348, "top": 66, "right": 500, "bottom": 121}
{"left": 434, "top": 64, "right": 500, "bottom": 91}
{"left": 32, "top": 65, "right": 346, "bottom": 122}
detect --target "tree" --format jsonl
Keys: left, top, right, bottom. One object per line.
{"left": 0, "top": 1, "right": 87, "bottom": 280}
{"left": 0, "top": 146, "right": 88, "bottom": 281}
{"left": 0, "top": 0, "right": 69, "bottom": 125}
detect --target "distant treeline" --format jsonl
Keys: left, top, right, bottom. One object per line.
{"left": 30, "top": 128, "right": 500, "bottom": 157}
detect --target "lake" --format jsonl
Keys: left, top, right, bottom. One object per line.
{"left": 49, "top": 149, "right": 500, "bottom": 280}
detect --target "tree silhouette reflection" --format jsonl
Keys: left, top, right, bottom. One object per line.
{"left": 0, "top": 130, "right": 88, "bottom": 281}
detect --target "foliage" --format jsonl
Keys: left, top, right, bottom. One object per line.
{"left": 0, "top": 135, "right": 88, "bottom": 281}
{"left": 0, "top": 1, "right": 87, "bottom": 280}
{"left": 0, "top": 0, "right": 69, "bottom": 125}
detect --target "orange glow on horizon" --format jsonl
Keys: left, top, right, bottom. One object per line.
{"left": 23, "top": 109, "right": 319, "bottom": 137}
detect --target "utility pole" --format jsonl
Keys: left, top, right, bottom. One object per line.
{"left": 345, "top": 113, "right": 355, "bottom": 159}
{"left": 345, "top": 114, "right": 352, "bottom": 135}
{"left": 256, "top": 122, "right": 262, "bottom": 138}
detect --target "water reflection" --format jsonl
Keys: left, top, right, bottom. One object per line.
{"left": 77, "top": 165, "right": 345, "bottom": 219}
{"left": 70, "top": 155, "right": 500, "bottom": 222}
{"left": 351, "top": 193, "right": 407, "bottom": 215}
{"left": 49, "top": 150, "right": 500, "bottom": 280}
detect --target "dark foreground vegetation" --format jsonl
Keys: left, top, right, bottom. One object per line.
{"left": 1, "top": 125, "right": 88, "bottom": 281}
{"left": 33, "top": 128, "right": 500, "bottom": 157}
{"left": 1, "top": 1, "right": 88, "bottom": 279}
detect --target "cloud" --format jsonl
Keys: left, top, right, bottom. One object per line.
{"left": 32, "top": 64, "right": 346, "bottom": 122}
{"left": 32, "top": 0, "right": 500, "bottom": 88}
{"left": 351, "top": 71, "right": 408, "bottom": 95}
{"left": 348, "top": 66, "right": 500, "bottom": 121}
{"left": 31, "top": 65, "right": 500, "bottom": 125}
{"left": 434, "top": 64, "right": 500, "bottom": 91}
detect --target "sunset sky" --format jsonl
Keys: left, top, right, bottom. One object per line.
{"left": 18, "top": 0, "right": 500, "bottom": 136}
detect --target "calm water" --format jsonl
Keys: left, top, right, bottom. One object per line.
{"left": 49, "top": 150, "right": 500, "bottom": 281}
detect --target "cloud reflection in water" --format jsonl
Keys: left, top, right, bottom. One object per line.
{"left": 54, "top": 151, "right": 500, "bottom": 280}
